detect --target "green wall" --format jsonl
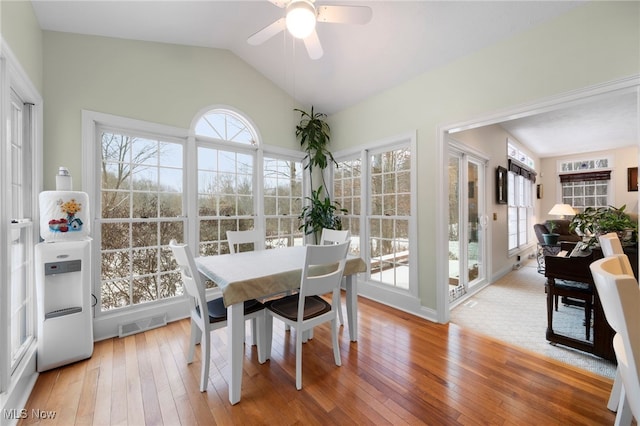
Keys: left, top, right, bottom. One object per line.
{"left": 1, "top": 0, "right": 43, "bottom": 92}
{"left": 328, "top": 1, "right": 640, "bottom": 310}
{"left": 42, "top": 32, "right": 300, "bottom": 189}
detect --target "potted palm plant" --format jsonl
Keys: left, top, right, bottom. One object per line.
{"left": 295, "top": 107, "right": 346, "bottom": 243}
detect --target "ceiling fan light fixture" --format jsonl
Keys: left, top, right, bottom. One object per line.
{"left": 286, "top": 0, "right": 316, "bottom": 39}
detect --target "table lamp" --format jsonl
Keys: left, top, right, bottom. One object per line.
{"left": 548, "top": 203, "right": 576, "bottom": 219}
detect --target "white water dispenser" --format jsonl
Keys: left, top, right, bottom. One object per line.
{"left": 35, "top": 168, "right": 93, "bottom": 371}
{"left": 35, "top": 240, "right": 93, "bottom": 371}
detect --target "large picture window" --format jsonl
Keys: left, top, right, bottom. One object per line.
{"left": 98, "top": 129, "right": 185, "bottom": 311}
{"left": 368, "top": 147, "right": 411, "bottom": 289}
{"left": 335, "top": 138, "right": 416, "bottom": 294}
{"left": 89, "top": 109, "right": 305, "bottom": 314}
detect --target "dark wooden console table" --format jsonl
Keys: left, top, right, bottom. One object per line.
{"left": 544, "top": 242, "right": 637, "bottom": 362}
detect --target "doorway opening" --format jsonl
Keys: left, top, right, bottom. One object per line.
{"left": 437, "top": 76, "right": 640, "bottom": 324}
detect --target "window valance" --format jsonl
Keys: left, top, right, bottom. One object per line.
{"left": 508, "top": 159, "right": 537, "bottom": 182}
{"left": 559, "top": 171, "right": 611, "bottom": 183}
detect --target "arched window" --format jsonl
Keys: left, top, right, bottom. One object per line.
{"left": 195, "top": 109, "right": 258, "bottom": 146}
{"left": 194, "top": 108, "right": 260, "bottom": 257}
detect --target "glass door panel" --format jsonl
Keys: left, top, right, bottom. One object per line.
{"left": 449, "top": 149, "right": 486, "bottom": 303}
{"left": 448, "top": 155, "right": 463, "bottom": 300}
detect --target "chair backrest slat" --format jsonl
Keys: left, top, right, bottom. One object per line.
{"left": 320, "top": 228, "right": 350, "bottom": 245}
{"left": 298, "top": 242, "right": 350, "bottom": 321}
{"left": 227, "top": 229, "right": 264, "bottom": 254}
{"left": 169, "top": 240, "right": 207, "bottom": 325}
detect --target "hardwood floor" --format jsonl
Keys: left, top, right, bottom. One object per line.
{"left": 19, "top": 296, "right": 617, "bottom": 425}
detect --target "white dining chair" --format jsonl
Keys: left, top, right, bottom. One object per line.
{"left": 597, "top": 232, "right": 635, "bottom": 417}
{"left": 590, "top": 255, "right": 639, "bottom": 425}
{"left": 227, "top": 229, "right": 266, "bottom": 340}
{"left": 169, "top": 239, "right": 265, "bottom": 392}
{"left": 320, "top": 228, "right": 350, "bottom": 246}
{"left": 227, "top": 229, "right": 264, "bottom": 254}
{"left": 264, "top": 241, "right": 350, "bottom": 390}
{"left": 320, "top": 228, "right": 350, "bottom": 326}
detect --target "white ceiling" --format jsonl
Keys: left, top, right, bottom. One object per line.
{"left": 30, "top": 0, "right": 638, "bottom": 157}
{"left": 500, "top": 91, "right": 639, "bottom": 158}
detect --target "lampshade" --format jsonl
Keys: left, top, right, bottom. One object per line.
{"left": 286, "top": 0, "right": 316, "bottom": 39}
{"left": 548, "top": 203, "right": 576, "bottom": 217}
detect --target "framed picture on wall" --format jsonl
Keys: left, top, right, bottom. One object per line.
{"left": 496, "top": 166, "right": 508, "bottom": 204}
{"left": 628, "top": 167, "right": 638, "bottom": 192}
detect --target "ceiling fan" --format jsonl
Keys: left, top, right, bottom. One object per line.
{"left": 247, "top": 0, "right": 373, "bottom": 60}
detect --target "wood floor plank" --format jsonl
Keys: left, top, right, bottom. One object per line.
{"left": 91, "top": 338, "right": 113, "bottom": 426}
{"left": 18, "top": 295, "right": 617, "bottom": 425}
{"left": 109, "top": 336, "right": 127, "bottom": 425}
{"left": 144, "top": 327, "right": 181, "bottom": 426}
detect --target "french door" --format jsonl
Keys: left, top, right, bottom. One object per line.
{"left": 448, "top": 146, "right": 487, "bottom": 304}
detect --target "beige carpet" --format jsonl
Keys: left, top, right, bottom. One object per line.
{"left": 450, "top": 260, "right": 617, "bottom": 379}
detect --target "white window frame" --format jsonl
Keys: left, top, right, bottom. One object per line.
{"left": 557, "top": 156, "right": 614, "bottom": 210}
{"left": 507, "top": 140, "right": 536, "bottom": 254}
{"left": 263, "top": 146, "right": 306, "bottom": 249}
{"left": 507, "top": 171, "right": 534, "bottom": 253}
{"left": 83, "top": 111, "right": 189, "bottom": 318}
{"left": 96, "top": 125, "right": 188, "bottom": 312}
{"left": 83, "top": 109, "right": 306, "bottom": 319}
{"left": 332, "top": 154, "right": 362, "bottom": 256}
{"left": 0, "top": 40, "right": 43, "bottom": 408}
{"left": 333, "top": 132, "right": 418, "bottom": 300}
{"left": 195, "top": 134, "right": 259, "bottom": 257}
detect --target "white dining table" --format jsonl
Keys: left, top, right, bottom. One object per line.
{"left": 194, "top": 245, "right": 366, "bottom": 404}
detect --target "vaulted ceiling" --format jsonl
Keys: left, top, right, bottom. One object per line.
{"left": 31, "top": 1, "right": 638, "bottom": 158}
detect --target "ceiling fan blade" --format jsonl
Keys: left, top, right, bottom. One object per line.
{"left": 303, "top": 30, "right": 323, "bottom": 60}
{"left": 316, "top": 5, "right": 373, "bottom": 24}
{"left": 247, "top": 18, "right": 286, "bottom": 46}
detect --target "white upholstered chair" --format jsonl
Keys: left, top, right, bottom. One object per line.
{"left": 227, "top": 229, "right": 264, "bottom": 254}
{"left": 590, "top": 255, "right": 640, "bottom": 425}
{"left": 169, "top": 240, "right": 265, "bottom": 392}
{"left": 264, "top": 241, "right": 350, "bottom": 390}
{"left": 597, "top": 232, "right": 634, "bottom": 418}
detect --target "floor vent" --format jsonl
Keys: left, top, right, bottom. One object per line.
{"left": 118, "top": 313, "right": 167, "bottom": 338}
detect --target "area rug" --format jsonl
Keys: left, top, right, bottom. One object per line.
{"left": 450, "top": 260, "right": 617, "bottom": 379}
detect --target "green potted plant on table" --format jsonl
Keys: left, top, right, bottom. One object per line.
{"left": 569, "top": 204, "right": 637, "bottom": 247}
{"left": 295, "top": 107, "right": 346, "bottom": 244}
{"left": 542, "top": 221, "right": 560, "bottom": 245}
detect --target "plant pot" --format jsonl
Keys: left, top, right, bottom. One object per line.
{"left": 542, "top": 233, "right": 560, "bottom": 245}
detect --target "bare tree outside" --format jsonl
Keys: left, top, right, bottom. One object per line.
{"left": 100, "top": 132, "right": 184, "bottom": 311}
{"left": 264, "top": 157, "right": 304, "bottom": 248}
